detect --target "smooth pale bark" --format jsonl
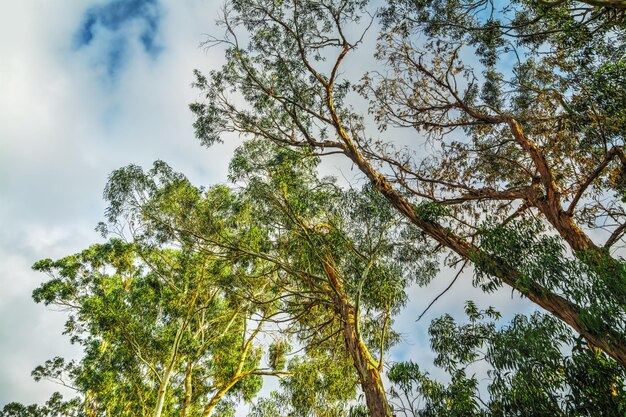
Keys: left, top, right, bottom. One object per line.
{"left": 153, "top": 289, "right": 201, "bottom": 417}
{"left": 181, "top": 361, "right": 193, "bottom": 417}
{"left": 153, "top": 320, "right": 187, "bottom": 417}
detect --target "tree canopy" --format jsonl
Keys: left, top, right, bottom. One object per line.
{"left": 4, "top": 0, "right": 626, "bottom": 416}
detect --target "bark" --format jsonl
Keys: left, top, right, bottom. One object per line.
{"left": 181, "top": 361, "right": 193, "bottom": 417}
{"left": 153, "top": 321, "right": 186, "bottom": 417}
{"left": 506, "top": 118, "right": 626, "bottom": 307}
{"left": 322, "top": 256, "right": 394, "bottom": 417}
{"left": 200, "top": 373, "right": 247, "bottom": 417}
{"left": 153, "top": 370, "right": 174, "bottom": 417}
{"left": 199, "top": 369, "right": 288, "bottom": 417}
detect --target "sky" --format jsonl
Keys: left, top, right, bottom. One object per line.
{"left": 0, "top": 0, "right": 235, "bottom": 406}
{"left": 0, "top": 0, "right": 533, "bottom": 411}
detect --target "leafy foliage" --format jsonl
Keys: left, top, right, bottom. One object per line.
{"left": 389, "top": 303, "right": 626, "bottom": 416}
{"left": 5, "top": 0, "right": 626, "bottom": 415}
{"left": 8, "top": 202, "right": 276, "bottom": 416}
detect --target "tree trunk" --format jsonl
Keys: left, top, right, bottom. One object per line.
{"left": 153, "top": 321, "right": 186, "bottom": 417}
{"left": 153, "top": 363, "right": 175, "bottom": 417}
{"left": 322, "top": 257, "right": 394, "bottom": 417}
{"left": 181, "top": 361, "right": 193, "bottom": 417}
{"left": 342, "top": 302, "right": 393, "bottom": 417}
{"left": 200, "top": 375, "right": 244, "bottom": 417}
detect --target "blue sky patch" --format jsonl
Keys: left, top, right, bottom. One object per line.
{"left": 74, "top": 0, "right": 163, "bottom": 77}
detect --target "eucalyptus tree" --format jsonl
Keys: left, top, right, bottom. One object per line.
{"left": 4, "top": 211, "right": 280, "bottom": 416}
{"left": 97, "top": 160, "right": 362, "bottom": 416}
{"left": 99, "top": 147, "right": 436, "bottom": 417}
{"left": 189, "top": 0, "right": 626, "bottom": 366}
{"left": 228, "top": 142, "right": 438, "bottom": 416}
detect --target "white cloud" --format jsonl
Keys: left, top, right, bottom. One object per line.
{"left": 0, "top": 0, "right": 236, "bottom": 406}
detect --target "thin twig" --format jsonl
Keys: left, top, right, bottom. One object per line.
{"left": 416, "top": 259, "right": 468, "bottom": 322}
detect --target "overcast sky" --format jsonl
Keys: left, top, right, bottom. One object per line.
{"left": 0, "top": 0, "right": 533, "bottom": 411}
{"left": 0, "top": 0, "right": 236, "bottom": 405}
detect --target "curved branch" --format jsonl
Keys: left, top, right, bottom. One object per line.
{"left": 568, "top": 146, "right": 626, "bottom": 215}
